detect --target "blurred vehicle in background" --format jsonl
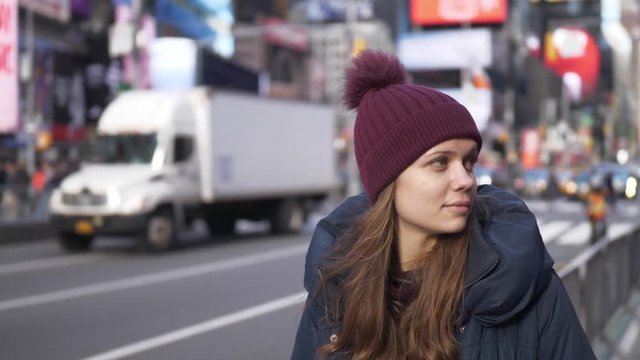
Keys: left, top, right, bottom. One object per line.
{"left": 49, "top": 87, "right": 339, "bottom": 252}
{"left": 513, "top": 167, "right": 560, "bottom": 199}
{"left": 563, "top": 170, "right": 591, "bottom": 201}
{"left": 551, "top": 148, "right": 590, "bottom": 200}
{"left": 597, "top": 162, "right": 638, "bottom": 200}
{"left": 473, "top": 147, "right": 511, "bottom": 190}
{"left": 563, "top": 162, "right": 638, "bottom": 201}
{"left": 627, "top": 160, "right": 640, "bottom": 179}
{"left": 554, "top": 168, "right": 577, "bottom": 197}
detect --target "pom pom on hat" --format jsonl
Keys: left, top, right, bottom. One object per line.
{"left": 344, "top": 50, "right": 483, "bottom": 202}
{"left": 343, "top": 50, "right": 407, "bottom": 110}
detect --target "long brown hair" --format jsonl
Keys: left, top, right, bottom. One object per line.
{"left": 318, "top": 183, "right": 471, "bottom": 359}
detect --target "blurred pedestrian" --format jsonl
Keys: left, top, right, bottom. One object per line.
{"left": 32, "top": 160, "right": 52, "bottom": 195}
{"left": 604, "top": 171, "right": 617, "bottom": 213}
{"left": 1, "top": 159, "right": 30, "bottom": 220}
{"left": 291, "top": 50, "right": 594, "bottom": 359}
{"left": 586, "top": 174, "right": 608, "bottom": 244}
{"left": 31, "top": 160, "right": 56, "bottom": 219}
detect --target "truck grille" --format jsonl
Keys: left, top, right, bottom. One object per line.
{"left": 62, "top": 192, "right": 107, "bottom": 206}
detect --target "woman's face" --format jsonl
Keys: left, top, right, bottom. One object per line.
{"left": 394, "top": 138, "right": 479, "bottom": 240}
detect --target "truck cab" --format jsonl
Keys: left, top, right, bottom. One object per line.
{"left": 49, "top": 90, "right": 200, "bottom": 251}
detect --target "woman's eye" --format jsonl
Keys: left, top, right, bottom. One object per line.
{"left": 431, "top": 158, "right": 447, "bottom": 168}
{"left": 465, "top": 157, "right": 478, "bottom": 171}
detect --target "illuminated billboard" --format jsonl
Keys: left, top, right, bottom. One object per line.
{"left": 410, "top": 0, "right": 507, "bottom": 26}
{"left": 0, "top": 0, "right": 18, "bottom": 133}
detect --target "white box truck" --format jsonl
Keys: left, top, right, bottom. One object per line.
{"left": 49, "top": 87, "right": 339, "bottom": 251}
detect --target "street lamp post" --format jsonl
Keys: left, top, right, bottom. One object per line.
{"left": 24, "top": 7, "right": 36, "bottom": 175}
{"left": 504, "top": 0, "right": 525, "bottom": 168}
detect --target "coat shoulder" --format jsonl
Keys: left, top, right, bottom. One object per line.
{"left": 534, "top": 272, "right": 596, "bottom": 359}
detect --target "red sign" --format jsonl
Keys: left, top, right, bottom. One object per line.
{"left": 410, "top": 0, "right": 508, "bottom": 25}
{"left": 0, "top": 0, "right": 18, "bottom": 133}
{"left": 543, "top": 26, "right": 600, "bottom": 102}
{"left": 259, "top": 18, "right": 309, "bottom": 51}
{"left": 51, "top": 123, "right": 87, "bottom": 142}
{"left": 520, "top": 128, "right": 541, "bottom": 170}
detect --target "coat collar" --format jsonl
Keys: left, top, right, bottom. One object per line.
{"left": 464, "top": 217, "right": 500, "bottom": 289}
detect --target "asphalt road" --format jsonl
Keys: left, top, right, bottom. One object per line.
{"left": 1, "top": 197, "right": 639, "bottom": 360}
{"left": 0, "top": 224, "right": 309, "bottom": 360}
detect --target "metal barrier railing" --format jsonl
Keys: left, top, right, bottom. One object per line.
{"left": 559, "top": 225, "right": 640, "bottom": 342}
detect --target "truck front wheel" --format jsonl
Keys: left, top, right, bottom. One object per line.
{"left": 58, "top": 233, "right": 94, "bottom": 252}
{"left": 141, "top": 208, "right": 176, "bottom": 251}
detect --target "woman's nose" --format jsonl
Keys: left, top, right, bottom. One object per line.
{"left": 452, "top": 164, "right": 475, "bottom": 190}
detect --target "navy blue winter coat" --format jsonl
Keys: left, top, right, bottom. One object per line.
{"left": 291, "top": 185, "right": 595, "bottom": 359}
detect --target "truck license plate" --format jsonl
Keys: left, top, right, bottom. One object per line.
{"left": 75, "top": 220, "right": 94, "bottom": 235}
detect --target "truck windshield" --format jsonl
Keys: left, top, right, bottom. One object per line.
{"left": 85, "top": 134, "right": 157, "bottom": 164}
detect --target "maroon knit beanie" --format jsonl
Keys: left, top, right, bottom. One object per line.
{"left": 343, "top": 50, "right": 483, "bottom": 203}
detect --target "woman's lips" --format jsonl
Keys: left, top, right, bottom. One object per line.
{"left": 444, "top": 201, "right": 471, "bottom": 214}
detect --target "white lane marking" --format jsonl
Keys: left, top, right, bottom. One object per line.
{"left": 538, "top": 221, "right": 572, "bottom": 244}
{"left": 81, "top": 291, "right": 307, "bottom": 360}
{"left": 0, "top": 240, "right": 57, "bottom": 254}
{"left": 608, "top": 222, "right": 636, "bottom": 239}
{"left": 0, "top": 244, "right": 308, "bottom": 312}
{"left": 0, "top": 255, "right": 102, "bottom": 275}
{"left": 524, "top": 200, "right": 548, "bottom": 213}
{"left": 618, "top": 318, "right": 639, "bottom": 356}
{"left": 557, "top": 222, "right": 591, "bottom": 246}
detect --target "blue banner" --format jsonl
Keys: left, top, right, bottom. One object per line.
{"left": 189, "top": 0, "right": 232, "bottom": 13}
{"left": 155, "top": 0, "right": 214, "bottom": 39}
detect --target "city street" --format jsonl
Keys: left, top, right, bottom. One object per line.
{"left": 2, "top": 1, "right": 639, "bottom": 359}
{"left": 0, "top": 228, "right": 307, "bottom": 360}
{"left": 0, "top": 196, "right": 639, "bottom": 360}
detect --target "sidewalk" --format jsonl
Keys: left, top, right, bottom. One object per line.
{"left": 0, "top": 188, "right": 54, "bottom": 245}
{"left": 0, "top": 216, "right": 53, "bottom": 245}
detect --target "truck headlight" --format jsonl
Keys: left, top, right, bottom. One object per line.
{"left": 48, "top": 189, "right": 63, "bottom": 211}
{"left": 107, "top": 187, "right": 122, "bottom": 207}
{"left": 120, "top": 195, "right": 148, "bottom": 214}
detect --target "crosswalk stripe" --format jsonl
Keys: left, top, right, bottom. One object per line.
{"left": 538, "top": 221, "right": 572, "bottom": 244}
{"left": 557, "top": 222, "right": 591, "bottom": 245}
{"left": 537, "top": 219, "right": 636, "bottom": 246}
{"left": 608, "top": 222, "right": 636, "bottom": 239}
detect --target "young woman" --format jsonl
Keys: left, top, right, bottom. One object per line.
{"left": 291, "top": 50, "right": 595, "bottom": 359}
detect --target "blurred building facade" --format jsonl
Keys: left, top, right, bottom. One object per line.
{"left": 4, "top": 0, "right": 640, "bottom": 176}
{"left": 0, "top": 0, "right": 115, "bottom": 170}
{"left": 393, "top": 0, "right": 639, "bottom": 169}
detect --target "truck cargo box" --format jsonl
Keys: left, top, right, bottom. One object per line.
{"left": 192, "top": 89, "right": 339, "bottom": 202}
